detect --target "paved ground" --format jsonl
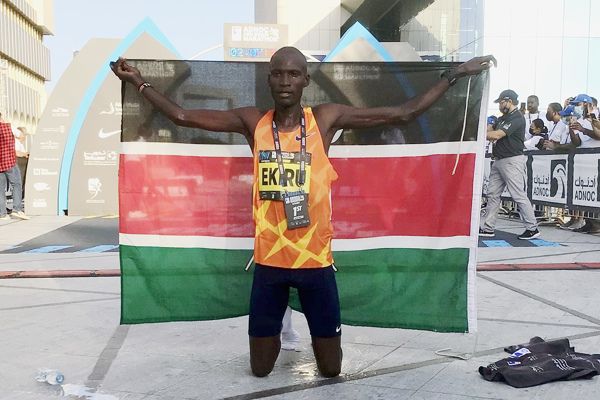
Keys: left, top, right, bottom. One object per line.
{"left": 1, "top": 216, "right": 600, "bottom": 399}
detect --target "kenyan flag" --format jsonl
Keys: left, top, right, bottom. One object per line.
{"left": 119, "top": 61, "right": 488, "bottom": 332}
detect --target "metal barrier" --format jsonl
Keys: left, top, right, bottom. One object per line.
{"left": 482, "top": 148, "right": 600, "bottom": 221}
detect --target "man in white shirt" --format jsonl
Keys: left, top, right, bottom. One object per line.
{"left": 545, "top": 103, "right": 569, "bottom": 145}
{"left": 524, "top": 95, "right": 550, "bottom": 140}
{"left": 566, "top": 94, "right": 598, "bottom": 148}
{"left": 543, "top": 105, "right": 582, "bottom": 151}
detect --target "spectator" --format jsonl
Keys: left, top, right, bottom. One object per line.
{"left": 543, "top": 104, "right": 587, "bottom": 152}
{"left": 523, "top": 118, "right": 548, "bottom": 150}
{"left": 570, "top": 100, "right": 600, "bottom": 233}
{"left": 14, "top": 127, "right": 29, "bottom": 198}
{"left": 545, "top": 103, "right": 569, "bottom": 145}
{"left": 480, "top": 89, "right": 540, "bottom": 240}
{"left": 548, "top": 96, "right": 598, "bottom": 232}
{"left": 0, "top": 112, "right": 29, "bottom": 220}
{"left": 591, "top": 97, "right": 599, "bottom": 118}
{"left": 569, "top": 94, "right": 596, "bottom": 147}
{"left": 524, "top": 95, "right": 550, "bottom": 140}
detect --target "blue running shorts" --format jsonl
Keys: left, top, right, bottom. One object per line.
{"left": 248, "top": 263, "right": 341, "bottom": 338}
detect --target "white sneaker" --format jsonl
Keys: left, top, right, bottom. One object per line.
{"left": 0, "top": 214, "right": 10, "bottom": 221}
{"left": 568, "top": 218, "right": 585, "bottom": 230}
{"left": 280, "top": 328, "right": 301, "bottom": 351}
{"left": 11, "top": 211, "right": 30, "bottom": 220}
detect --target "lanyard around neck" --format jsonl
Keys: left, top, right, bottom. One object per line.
{"left": 271, "top": 110, "right": 306, "bottom": 188}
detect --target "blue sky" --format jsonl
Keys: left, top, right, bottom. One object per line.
{"left": 45, "top": 0, "right": 254, "bottom": 92}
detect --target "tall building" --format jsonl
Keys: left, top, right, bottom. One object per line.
{"left": 0, "top": 0, "right": 54, "bottom": 133}
{"left": 343, "top": 0, "right": 600, "bottom": 111}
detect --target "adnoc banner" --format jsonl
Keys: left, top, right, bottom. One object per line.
{"left": 572, "top": 152, "right": 600, "bottom": 208}
{"left": 530, "top": 153, "right": 568, "bottom": 206}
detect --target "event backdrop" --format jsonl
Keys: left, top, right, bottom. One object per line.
{"left": 119, "top": 60, "right": 488, "bottom": 333}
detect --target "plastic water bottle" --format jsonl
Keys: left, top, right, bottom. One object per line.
{"left": 35, "top": 369, "right": 64, "bottom": 385}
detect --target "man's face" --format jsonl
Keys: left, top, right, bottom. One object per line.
{"left": 546, "top": 106, "right": 556, "bottom": 121}
{"left": 573, "top": 102, "right": 589, "bottom": 118}
{"left": 527, "top": 97, "right": 539, "bottom": 113}
{"left": 268, "top": 55, "right": 309, "bottom": 108}
{"left": 498, "top": 99, "right": 511, "bottom": 114}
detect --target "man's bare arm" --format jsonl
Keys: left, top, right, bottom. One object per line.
{"left": 543, "top": 139, "right": 576, "bottom": 152}
{"left": 110, "top": 58, "right": 262, "bottom": 138}
{"left": 313, "top": 55, "right": 496, "bottom": 144}
{"left": 586, "top": 119, "right": 600, "bottom": 140}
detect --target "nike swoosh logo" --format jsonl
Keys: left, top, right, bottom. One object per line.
{"left": 98, "top": 129, "right": 121, "bottom": 139}
{"left": 335, "top": 326, "right": 341, "bottom": 333}
{"left": 295, "top": 132, "right": 317, "bottom": 141}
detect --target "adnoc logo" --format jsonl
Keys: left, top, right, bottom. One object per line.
{"left": 550, "top": 160, "right": 567, "bottom": 199}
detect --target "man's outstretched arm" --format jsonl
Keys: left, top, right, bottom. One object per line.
{"left": 313, "top": 55, "right": 496, "bottom": 145}
{"left": 110, "top": 58, "right": 261, "bottom": 138}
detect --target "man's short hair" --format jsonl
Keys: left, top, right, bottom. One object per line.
{"left": 548, "top": 103, "right": 562, "bottom": 113}
{"left": 528, "top": 95, "right": 539, "bottom": 102}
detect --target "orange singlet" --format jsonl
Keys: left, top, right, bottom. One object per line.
{"left": 252, "top": 107, "right": 338, "bottom": 268}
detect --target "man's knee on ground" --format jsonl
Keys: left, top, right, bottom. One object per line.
{"left": 249, "top": 335, "right": 280, "bottom": 378}
{"left": 312, "top": 336, "right": 342, "bottom": 378}
{"left": 317, "top": 362, "right": 341, "bottom": 378}
{"left": 251, "top": 363, "right": 274, "bottom": 377}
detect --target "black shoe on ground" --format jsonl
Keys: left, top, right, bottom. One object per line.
{"left": 479, "top": 228, "right": 495, "bottom": 237}
{"left": 518, "top": 229, "right": 540, "bottom": 240}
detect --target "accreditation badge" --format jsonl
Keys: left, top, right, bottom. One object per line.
{"left": 283, "top": 190, "right": 310, "bottom": 229}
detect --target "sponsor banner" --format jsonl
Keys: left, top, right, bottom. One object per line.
{"left": 224, "top": 23, "right": 288, "bottom": 62}
{"left": 572, "top": 153, "right": 600, "bottom": 208}
{"left": 531, "top": 154, "right": 568, "bottom": 205}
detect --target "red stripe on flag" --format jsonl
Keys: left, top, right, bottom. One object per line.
{"left": 119, "top": 153, "right": 475, "bottom": 238}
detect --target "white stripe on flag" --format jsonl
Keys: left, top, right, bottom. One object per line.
{"left": 119, "top": 233, "right": 471, "bottom": 250}
{"left": 121, "top": 141, "right": 479, "bottom": 158}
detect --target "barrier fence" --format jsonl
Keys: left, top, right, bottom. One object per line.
{"left": 483, "top": 148, "right": 600, "bottom": 220}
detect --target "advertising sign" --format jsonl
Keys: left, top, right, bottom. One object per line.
{"left": 224, "top": 23, "right": 288, "bottom": 62}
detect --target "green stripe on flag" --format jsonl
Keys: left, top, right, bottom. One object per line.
{"left": 120, "top": 245, "right": 469, "bottom": 332}
{"left": 332, "top": 248, "right": 469, "bottom": 332}
{"left": 120, "top": 245, "right": 254, "bottom": 324}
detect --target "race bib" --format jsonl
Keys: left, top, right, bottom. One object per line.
{"left": 258, "top": 150, "right": 312, "bottom": 200}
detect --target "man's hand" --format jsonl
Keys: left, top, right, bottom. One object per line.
{"left": 569, "top": 121, "right": 584, "bottom": 132}
{"left": 455, "top": 55, "right": 497, "bottom": 78}
{"left": 109, "top": 57, "right": 144, "bottom": 87}
{"left": 543, "top": 140, "right": 558, "bottom": 150}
